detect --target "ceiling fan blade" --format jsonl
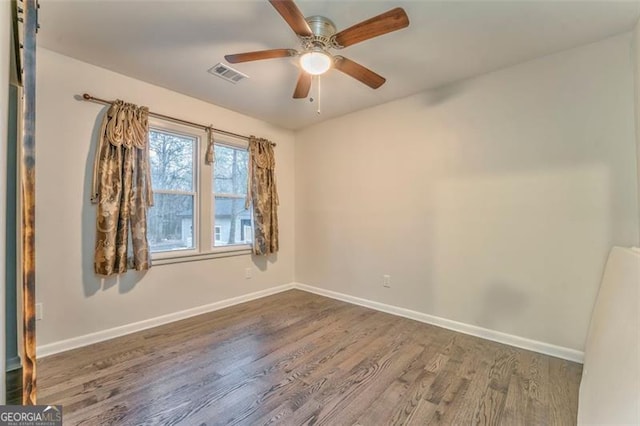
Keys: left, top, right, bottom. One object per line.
{"left": 269, "top": 0, "right": 313, "bottom": 37}
{"left": 293, "top": 71, "right": 312, "bottom": 99}
{"left": 333, "top": 56, "right": 386, "bottom": 89}
{"left": 225, "top": 49, "right": 297, "bottom": 64}
{"left": 333, "top": 7, "right": 409, "bottom": 48}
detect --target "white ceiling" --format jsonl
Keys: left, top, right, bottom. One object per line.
{"left": 38, "top": 0, "right": 640, "bottom": 130}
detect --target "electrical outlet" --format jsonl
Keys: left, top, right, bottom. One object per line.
{"left": 245, "top": 267, "right": 252, "bottom": 279}
{"left": 383, "top": 275, "right": 391, "bottom": 288}
{"left": 35, "top": 303, "right": 43, "bottom": 320}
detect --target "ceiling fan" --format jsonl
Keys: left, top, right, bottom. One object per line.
{"left": 224, "top": 0, "right": 410, "bottom": 99}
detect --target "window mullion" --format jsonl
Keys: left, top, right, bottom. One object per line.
{"left": 199, "top": 133, "right": 213, "bottom": 252}
{"left": 153, "top": 189, "right": 196, "bottom": 196}
{"left": 212, "top": 192, "right": 246, "bottom": 199}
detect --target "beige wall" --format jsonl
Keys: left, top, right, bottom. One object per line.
{"left": 35, "top": 48, "right": 295, "bottom": 346}
{"left": 36, "top": 31, "right": 640, "bottom": 355}
{"left": 0, "top": 0, "right": 11, "bottom": 404}
{"left": 295, "top": 34, "right": 639, "bottom": 352}
{"left": 635, "top": 21, "right": 640, "bottom": 229}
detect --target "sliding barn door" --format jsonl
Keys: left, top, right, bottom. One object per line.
{"left": 17, "top": 0, "right": 38, "bottom": 405}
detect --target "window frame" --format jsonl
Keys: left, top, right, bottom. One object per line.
{"left": 147, "top": 118, "right": 252, "bottom": 265}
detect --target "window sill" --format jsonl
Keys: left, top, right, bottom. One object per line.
{"left": 151, "top": 246, "right": 252, "bottom": 266}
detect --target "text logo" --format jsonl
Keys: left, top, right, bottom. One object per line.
{"left": 0, "top": 405, "right": 62, "bottom": 426}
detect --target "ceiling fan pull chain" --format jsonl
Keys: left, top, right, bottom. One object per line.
{"left": 317, "top": 75, "right": 322, "bottom": 115}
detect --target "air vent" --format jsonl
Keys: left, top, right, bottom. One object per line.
{"left": 208, "top": 63, "right": 249, "bottom": 84}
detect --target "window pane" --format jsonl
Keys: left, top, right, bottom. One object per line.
{"left": 213, "top": 196, "right": 251, "bottom": 246}
{"left": 214, "top": 144, "right": 248, "bottom": 195}
{"left": 149, "top": 129, "right": 195, "bottom": 191}
{"left": 148, "top": 193, "right": 195, "bottom": 252}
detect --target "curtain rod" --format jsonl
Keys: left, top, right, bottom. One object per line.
{"left": 81, "top": 93, "right": 276, "bottom": 146}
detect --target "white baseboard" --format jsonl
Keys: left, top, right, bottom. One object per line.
{"left": 293, "top": 283, "right": 584, "bottom": 363}
{"left": 37, "top": 281, "right": 583, "bottom": 363}
{"left": 37, "top": 283, "right": 295, "bottom": 358}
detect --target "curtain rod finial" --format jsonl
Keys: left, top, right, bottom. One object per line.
{"left": 82, "top": 93, "right": 91, "bottom": 100}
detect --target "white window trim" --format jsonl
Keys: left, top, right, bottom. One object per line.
{"left": 152, "top": 247, "right": 253, "bottom": 265}
{"left": 147, "top": 119, "right": 252, "bottom": 265}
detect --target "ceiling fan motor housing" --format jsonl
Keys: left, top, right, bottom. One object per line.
{"left": 303, "top": 16, "right": 339, "bottom": 50}
{"left": 306, "top": 16, "right": 337, "bottom": 38}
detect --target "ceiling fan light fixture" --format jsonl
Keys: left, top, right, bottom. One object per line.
{"left": 300, "top": 50, "right": 332, "bottom": 75}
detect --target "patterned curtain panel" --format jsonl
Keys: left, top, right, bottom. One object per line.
{"left": 245, "top": 137, "right": 279, "bottom": 255}
{"left": 91, "top": 100, "right": 154, "bottom": 275}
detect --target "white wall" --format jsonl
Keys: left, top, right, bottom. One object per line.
{"left": 295, "top": 34, "right": 639, "bottom": 352}
{"left": 0, "top": 0, "right": 11, "bottom": 404}
{"left": 35, "top": 48, "right": 295, "bottom": 346}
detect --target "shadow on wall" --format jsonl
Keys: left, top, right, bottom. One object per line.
{"left": 419, "top": 79, "right": 470, "bottom": 107}
{"left": 252, "top": 253, "right": 277, "bottom": 272}
{"left": 80, "top": 102, "right": 146, "bottom": 297}
{"left": 476, "top": 282, "right": 529, "bottom": 331}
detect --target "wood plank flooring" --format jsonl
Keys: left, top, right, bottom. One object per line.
{"left": 38, "top": 290, "right": 582, "bottom": 425}
{"left": 6, "top": 368, "right": 22, "bottom": 405}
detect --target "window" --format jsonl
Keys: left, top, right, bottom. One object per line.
{"left": 148, "top": 128, "right": 196, "bottom": 253}
{"left": 147, "top": 120, "right": 252, "bottom": 260}
{"left": 213, "top": 144, "right": 251, "bottom": 247}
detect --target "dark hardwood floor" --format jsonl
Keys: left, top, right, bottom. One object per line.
{"left": 6, "top": 367, "right": 22, "bottom": 405}
{"left": 38, "top": 290, "right": 582, "bottom": 425}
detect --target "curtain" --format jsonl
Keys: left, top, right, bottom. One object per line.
{"left": 245, "top": 137, "right": 279, "bottom": 255}
{"left": 205, "top": 126, "right": 215, "bottom": 165}
{"left": 91, "top": 100, "right": 154, "bottom": 275}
